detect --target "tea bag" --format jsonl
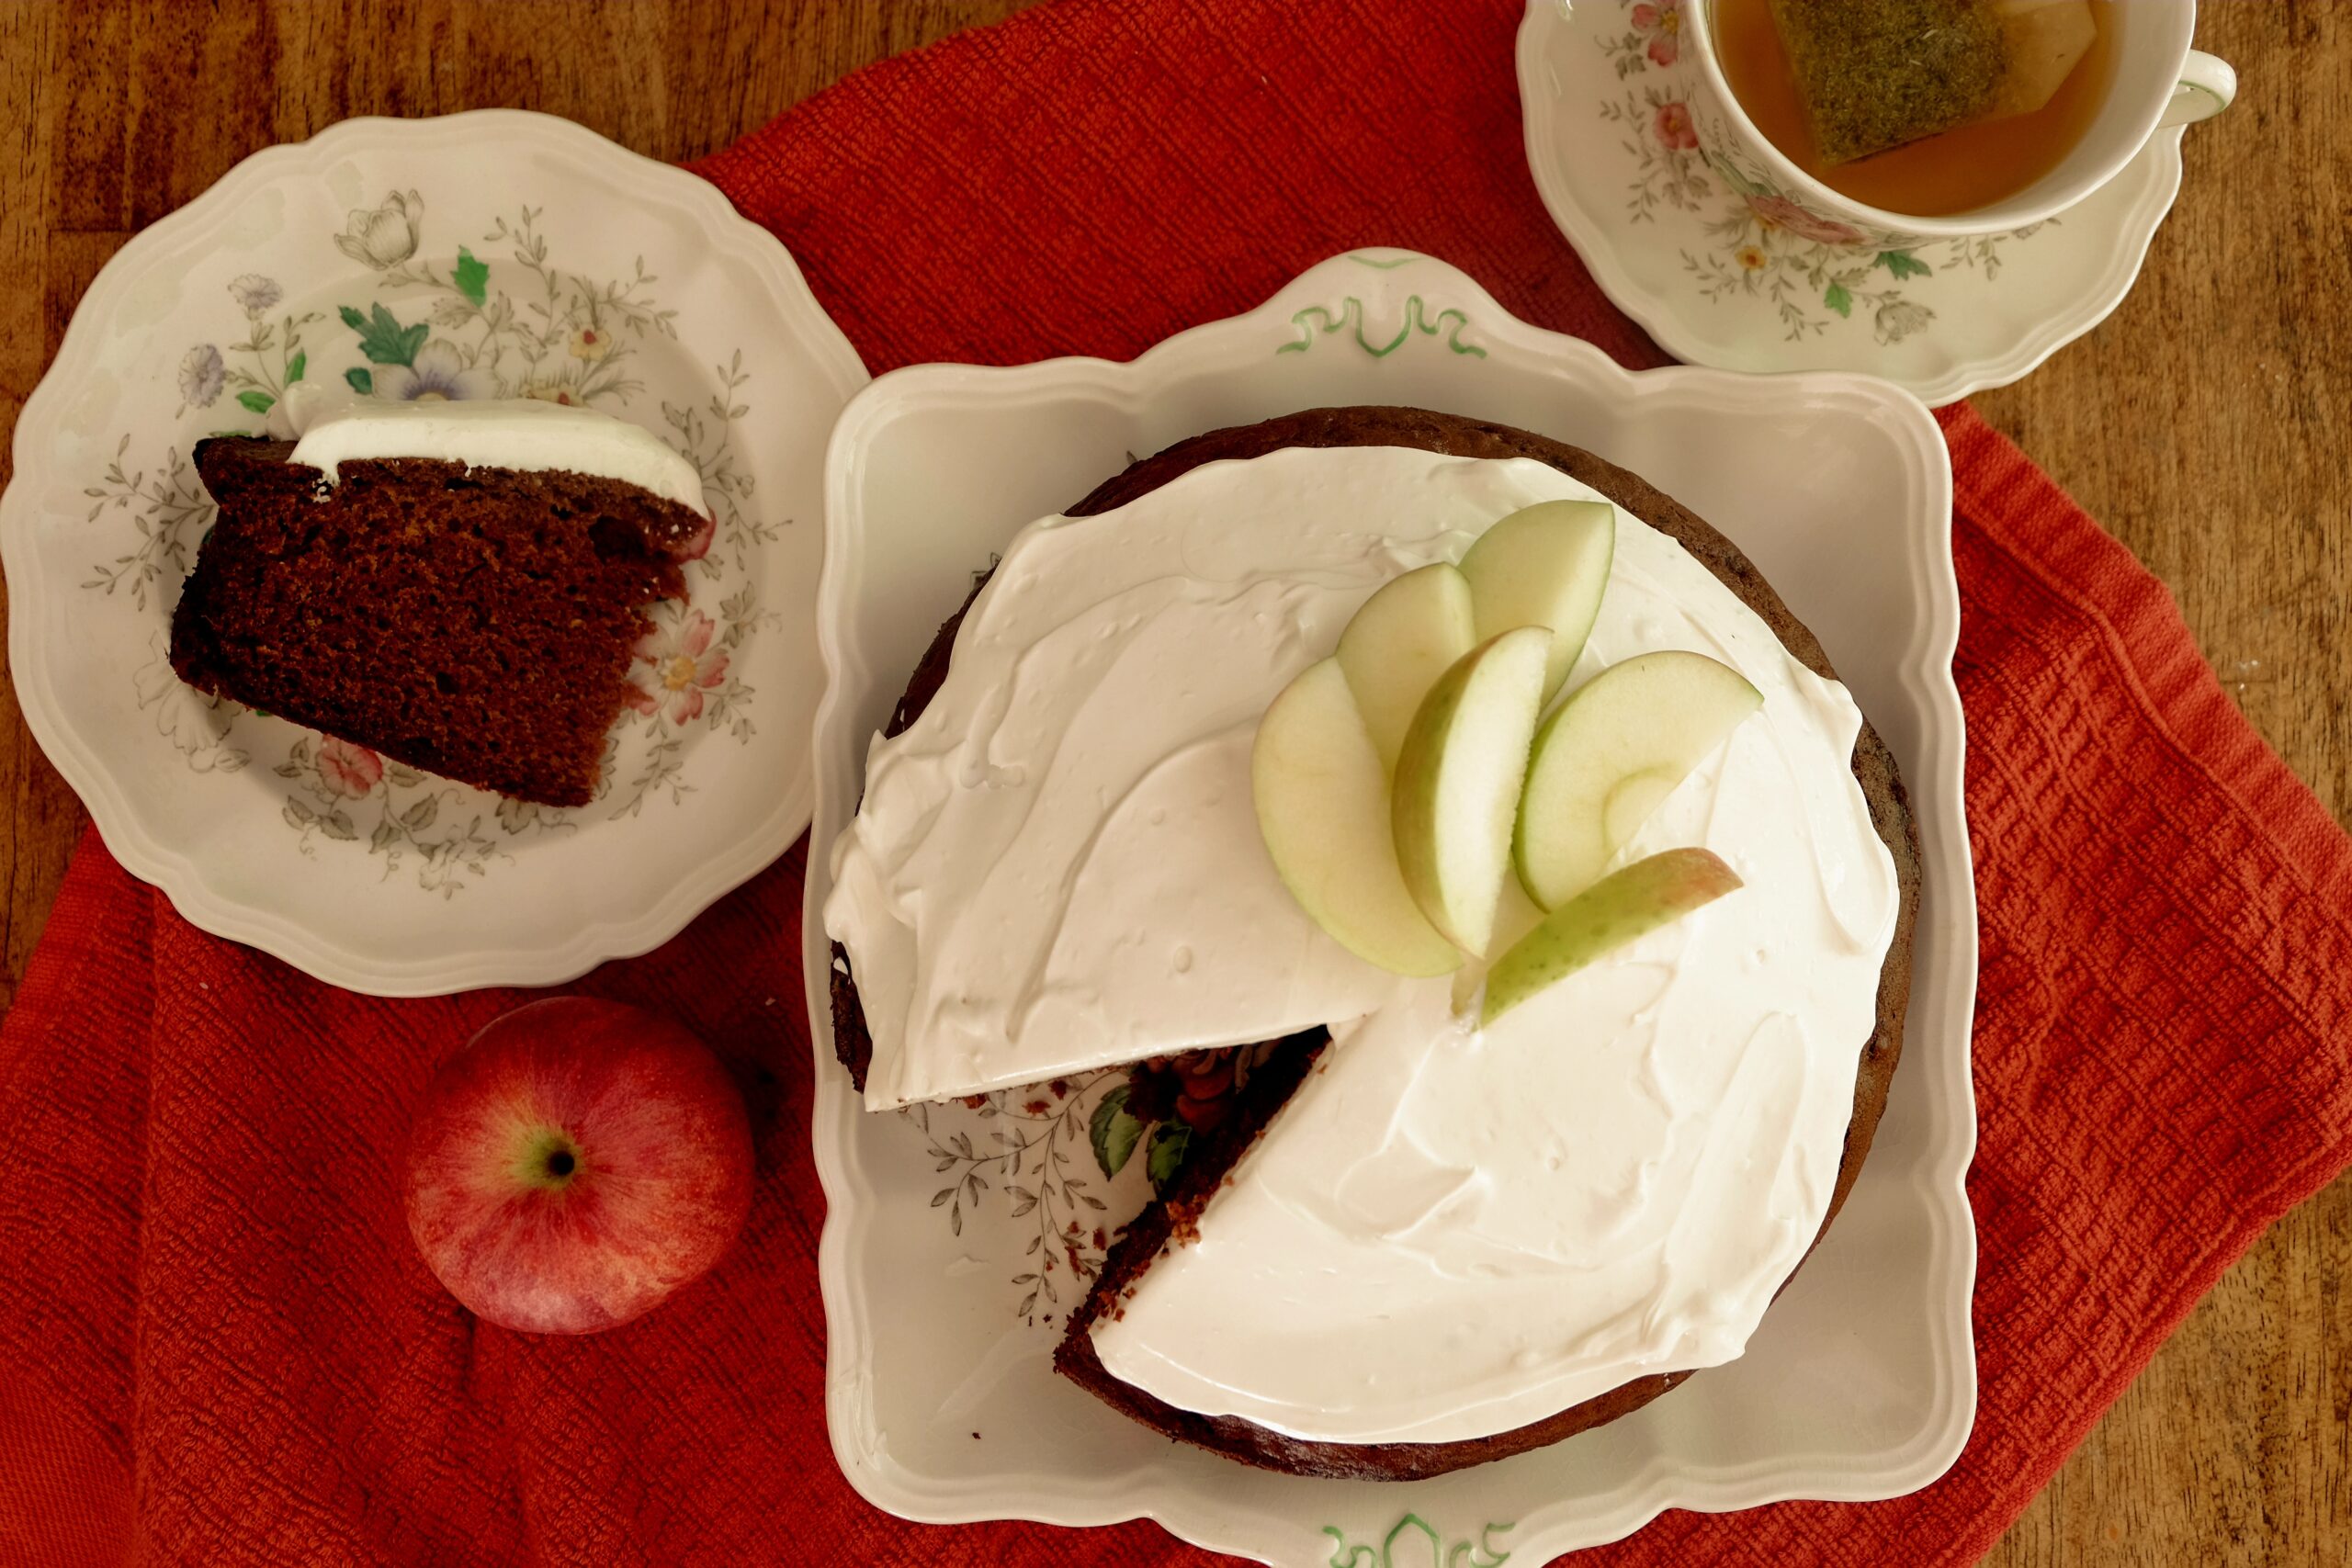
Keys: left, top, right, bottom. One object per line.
{"left": 1767, "top": 0, "right": 2099, "bottom": 165}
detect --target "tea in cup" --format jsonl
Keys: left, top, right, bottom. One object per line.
{"left": 1680, "top": 0, "right": 2234, "bottom": 247}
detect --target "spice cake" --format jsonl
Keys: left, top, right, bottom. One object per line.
{"left": 823, "top": 407, "right": 1920, "bottom": 1480}
{"left": 171, "top": 390, "right": 710, "bottom": 807}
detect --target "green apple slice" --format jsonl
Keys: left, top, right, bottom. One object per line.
{"left": 1336, "top": 562, "right": 1477, "bottom": 773}
{"left": 1390, "top": 626, "right": 1552, "bottom": 957}
{"left": 1252, "top": 659, "right": 1464, "bottom": 976}
{"left": 1458, "top": 500, "right": 1615, "bottom": 704}
{"left": 1450, "top": 872, "right": 1548, "bottom": 1015}
{"left": 1482, "top": 848, "right": 1743, "bottom": 1026}
{"left": 1514, "top": 649, "right": 1763, "bottom": 909}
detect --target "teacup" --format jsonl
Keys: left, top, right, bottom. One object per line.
{"left": 1676, "top": 0, "right": 2236, "bottom": 250}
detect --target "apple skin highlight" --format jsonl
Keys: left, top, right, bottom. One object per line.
{"left": 403, "top": 996, "right": 753, "bottom": 1335}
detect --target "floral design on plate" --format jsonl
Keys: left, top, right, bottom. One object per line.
{"left": 1278, "top": 294, "right": 1488, "bottom": 359}
{"left": 902, "top": 1044, "right": 1260, "bottom": 1327}
{"left": 1598, "top": 84, "right": 1713, "bottom": 221}
{"left": 272, "top": 734, "right": 547, "bottom": 892}
{"left": 1322, "top": 1516, "right": 1514, "bottom": 1568}
{"left": 1601, "top": 0, "right": 1686, "bottom": 75}
{"left": 1568, "top": 0, "right": 2057, "bottom": 352}
{"left": 901, "top": 1071, "right": 1120, "bottom": 1327}
{"left": 612, "top": 592, "right": 773, "bottom": 818}
{"left": 78, "top": 191, "right": 777, "bottom": 894}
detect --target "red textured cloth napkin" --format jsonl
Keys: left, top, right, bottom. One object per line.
{"left": 5, "top": 1, "right": 2348, "bottom": 1563}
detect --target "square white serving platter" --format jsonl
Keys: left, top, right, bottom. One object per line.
{"left": 804, "top": 249, "right": 1977, "bottom": 1566}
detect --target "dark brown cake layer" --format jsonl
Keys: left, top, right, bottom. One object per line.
{"left": 172, "top": 437, "right": 706, "bottom": 807}
{"left": 832, "top": 406, "right": 1923, "bottom": 1480}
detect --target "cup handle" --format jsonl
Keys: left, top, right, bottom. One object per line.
{"left": 2159, "top": 51, "right": 2237, "bottom": 130}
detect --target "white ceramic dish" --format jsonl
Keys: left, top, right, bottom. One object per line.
{"left": 805, "top": 250, "right": 1977, "bottom": 1564}
{"left": 1, "top": 110, "right": 866, "bottom": 996}
{"left": 1517, "top": 0, "right": 2185, "bottom": 404}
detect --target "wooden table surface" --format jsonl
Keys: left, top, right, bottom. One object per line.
{"left": 0, "top": 2, "right": 2344, "bottom": 1562}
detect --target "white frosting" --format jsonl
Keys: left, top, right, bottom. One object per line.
{"left": 272, "top": 379, "right": 707, "bottom": 515}
{"left": 824, "top": 445, "right": 1899, "bottom": 1444}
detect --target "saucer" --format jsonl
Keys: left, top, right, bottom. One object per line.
{"left": 1516, "top": 0, "right": 2185, "bottom": 403}
{"left": 1, "top": 111, "right": 867, "bottom": 995}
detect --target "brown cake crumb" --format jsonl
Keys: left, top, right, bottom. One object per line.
{"left": 171, "top": 437, "right": 708, "bottom": 807}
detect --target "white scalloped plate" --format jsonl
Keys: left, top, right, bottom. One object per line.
{"left": 806, "top": 250, "right": 1978, "bottom": 1563}
{"left": 2, "top": 110, "right": 866, "bottom": 995}
{"left": 1517, "top": 0, "right": 2184, "bottom": 404}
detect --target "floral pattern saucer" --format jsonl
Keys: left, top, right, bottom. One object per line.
{"left": 1, "top": 111, "right": 866, "bottom": 995}
{"left": 1516, "top": 0, "right": 2188, "bottom": 402}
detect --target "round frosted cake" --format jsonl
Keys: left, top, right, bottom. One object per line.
{"left": 824, "top": 406, "right": 1920, "bottom": 1480}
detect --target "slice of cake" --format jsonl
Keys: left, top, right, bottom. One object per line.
{"left": 823, "top": 408, "right": 1919, "bottom": 1479}
{"left": 170, "top": 387, "right": 710, "bottom": 807}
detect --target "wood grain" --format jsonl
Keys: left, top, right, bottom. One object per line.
{"left": 1967, "top": 4, "right": 2352, "bottom": 1562}
{"left": 0, "top": 2, "right": 2342, "bottom": 1562}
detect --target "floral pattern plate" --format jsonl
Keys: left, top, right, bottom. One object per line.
{"left": 1516, "top": 0, "right": 2186, "bottom": 403}
{"left": 1, "top": 110, "right": 867, "bottom": 995}
{"left": 807, "top": 250, "right": 1977, "bottom": 1564}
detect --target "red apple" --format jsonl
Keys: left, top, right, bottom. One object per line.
{"left": 402, "top": 996, "right": 753, "bottom": 1335}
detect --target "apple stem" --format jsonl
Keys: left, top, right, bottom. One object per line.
{"left": 512, "top": 1127, "right": 583, "bottom": 1192}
